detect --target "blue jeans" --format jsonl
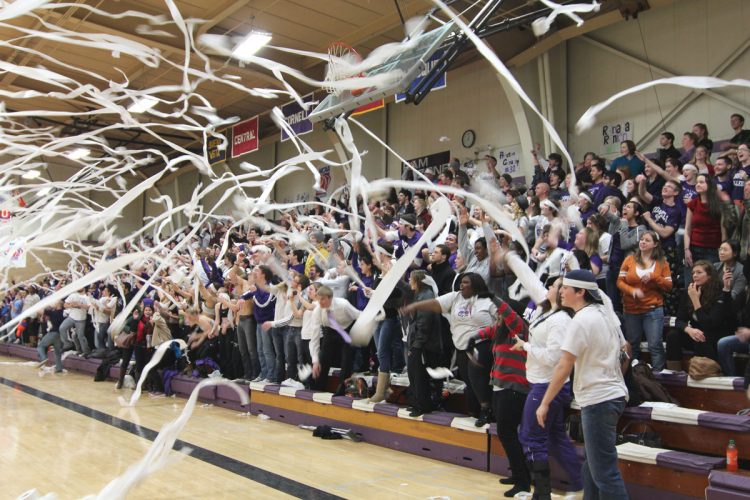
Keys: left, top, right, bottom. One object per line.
{"left": 718, "top": 335, "right": 748, "bottom": 376}
{"left": 256, "top": 323, "right": 275, "bottom": 380}
{"left": 59, "top": 316, "right": 89, "bottom": 354}
{"left": 271, "top": 327, "right": 286, "bottom": 383}
{"left": 237, "top": 316, "right": 259, "bottom": 379}
{"left": 580, "top": 397, "right": 628, "bottom": 500}
{"left": 374, "top": 316, "right": 402, "bottom": 373}
{"left": 37, "top": 330, "right": 63, "bottom": 372}
{"left": 623, "top": 307, "right": 665, "bottom": 371}
{"left": 95, "top": 322, "right": 113, "bottom": 350}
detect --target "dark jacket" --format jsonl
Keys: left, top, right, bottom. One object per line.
{"left": 430, "top": 259, "right": 456, "bottom": 296}
{"left": 407, "top": 288, "right": 441, "bottom": 353}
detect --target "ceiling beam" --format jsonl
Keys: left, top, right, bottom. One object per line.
{"left": 302, "top": 0, "right": 433, "bottom": 69}
{"left": 40, "top": 10, "right": 285, "bottom": 91}
{"left": 505, "top": 0, "right": 675, "bottom": 68}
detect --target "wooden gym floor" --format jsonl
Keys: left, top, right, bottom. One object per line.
{"left": 0, "top": 355, "right": 506, "bottom": 499}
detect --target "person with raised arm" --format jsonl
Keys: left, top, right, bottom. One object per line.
{"left": 536, "top": 270, "right": 629, "bottom": 500}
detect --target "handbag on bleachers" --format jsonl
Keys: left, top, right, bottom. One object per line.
{"left": 688, "top": 356, "right": 722, "bottom": 380}
{"left": 616, "top": 421, "right": 663, "bottom": 448}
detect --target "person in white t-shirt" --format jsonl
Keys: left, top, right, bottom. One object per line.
{"left": 401, "top": 272, "right": 498, "bottom": 426}
{"left": 92, "top": 285, "right": 117, "bottom": 350}
{"left": 59, "top": 291, "right": 91, "bottom": 355}
{"left": 536, "top": 270, "right": 629, "bottom": 500}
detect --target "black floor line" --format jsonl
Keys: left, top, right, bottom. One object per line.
{"left": 0, "top": 376, "right": 344, "bottom": 500}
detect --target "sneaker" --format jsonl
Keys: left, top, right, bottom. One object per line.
{"left": 475, "top": 407, "right": 492, "bottom": 427}
{"left": 409, "top": 408, "right": 425, "bottom": 418}
{"left": 251, "top": 376, "right": 263, "bottom": 383}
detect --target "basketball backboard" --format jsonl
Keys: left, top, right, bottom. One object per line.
{"left": 308, "top": 22, "right": 456, "bottom": 123}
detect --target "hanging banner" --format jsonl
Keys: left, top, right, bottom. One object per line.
{"left": 0, "top": 239, "right": 26, "bottom": 268}
{"left": 231, "top": 116, "right": 259, "bottom": 158}
{"left": 404, "top": 150, "right": 451, "bottom": 174}
{"left": 395, "top": 50, "right": 447, "bottom": 103}
{"left": 315, "top": 165, "right": 333, "bottom": 200}
{"left": 351, "top": 98, "right": 384, "bottom": 116}
{"left": 281, "top": 93, "right": 315, "bottom": 142}
{"left": 206, "top": 134, "right": 226, "bottom": 165}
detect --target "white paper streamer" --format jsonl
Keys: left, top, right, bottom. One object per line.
{"left": 119, "top": 339, "right": 188, "bottom": 407}
{"left": 350, "top": 197, "right": 452, "bottom": 346}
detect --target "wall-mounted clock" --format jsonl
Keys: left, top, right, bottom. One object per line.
{"left": 462, "top": 129, "right": 476, "bottom": 148}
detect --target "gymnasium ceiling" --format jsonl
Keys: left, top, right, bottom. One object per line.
{"left": 0, "top": 0, "right": 663, "bottom": 158}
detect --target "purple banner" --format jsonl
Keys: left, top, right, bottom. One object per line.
{"left": 281, "top": 92, "right": 315, "bottom": 142}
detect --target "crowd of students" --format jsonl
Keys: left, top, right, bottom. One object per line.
{"left": 4, "top": 112, "right": 750, "bottom": 499}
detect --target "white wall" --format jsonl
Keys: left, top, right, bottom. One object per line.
{"left": 566, "top": 0, "right": 750, "bottom": 161}
{"left": 387, "top": 58, "right": 526, "bottom": 179}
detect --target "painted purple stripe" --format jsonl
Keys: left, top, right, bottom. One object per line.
{"left": 0, "top": 342, "right": 9, "bottom": 354}
{"left": 294, "top": 389, "right": 316, "bottom": 401}
{"left": 214, "top": 399, "right": 250, "bottom": 412}
{"left": 709, "top": 470, "right": 750, "bottom": 492}
{"left": 653, "top": 371, "right": 688, "bottom": 386}
{"left": 331, "top": 395, "right": 354, "bottom": 408}
{"left": 623, "top": 406, "right": 653, "bottom": 420}
{"left": 697, "top": 412, "right": 750, "bottom": 432}
{"left": 8, "top": 344, "right": 37, "bottom": 360}
{"left": 733, "top": 378, "right": 745, "bottom": 391}
{"left": 263, "top": 384, "right": 282, "bottom": 395}
{"left": 250, "top": 402, "right": 487, "bottom": 471}
{"left": 216, "top": 384, "right": 249, "bottom": 403}
{"left": 171, "top": 375, "right": 216, "bottom": 401}
{"left": 422, "top": 411, "right": 465, "bottom": 426}
{"left": 657, "top": 450, "right": 725, "bottom": 474}
{"left": 372, "top": 402, "right": 400, "bottom": 416}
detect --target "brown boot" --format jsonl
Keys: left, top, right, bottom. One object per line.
{"left": 666, "top": 360, "right": 683, "bottom": 372}
{"left": 368, "top": 371, "right": 390, "bottom": 403}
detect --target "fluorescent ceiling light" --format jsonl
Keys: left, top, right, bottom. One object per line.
{"left": 232, "top": 31, "right": 272, "bottom": 58}
{"left": 21, "top": 170, "right": 41, "bottom": 179}
{"left": 67, "top": 148, "right": 90, "bottom": 160}
{"left": 127, "top": 96, "right": 159, "bottom": 113}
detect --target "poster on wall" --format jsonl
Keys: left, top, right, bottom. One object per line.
{"left": 231, "top": 116, "right": 259, "bottom": 158}
{"left": 206, "top": 134, "right": 226, "bottom": 165}
{"left": 495, "top": 144, "right": 521, "bottom": 175}
{"left": 395, "top": 50, "right": 447, "bottom": 103}
{"left": 601, "top": 120, "right": 633, "bottom": 156}
{"left": 281, "top": 92, "right": 315, "bottom": 142}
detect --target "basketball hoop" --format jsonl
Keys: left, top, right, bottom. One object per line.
{"left": 325, "top": 41, "right": 366, "bottom": 97}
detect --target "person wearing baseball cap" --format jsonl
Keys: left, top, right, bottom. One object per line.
{"left": 536, "top": 270, "right": 629, "bottom": 499}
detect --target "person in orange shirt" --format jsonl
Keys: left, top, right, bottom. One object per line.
{"left": 617, "top": 231, "right": 673, "bottom": 371}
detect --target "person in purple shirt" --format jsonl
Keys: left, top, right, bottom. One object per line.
{"left": 588, "top": 161, "right": 607, "bottom": 207}
{"left": 713, "top": 155, "right": 735, "bottom": 197}
{"left": 289, "top": 249, "right": 306, "bottom": 276}
{"left": 731, "top": 145, "right": 750, "bottom": 204}
{"left": 679, "top": 132, "right": 698, "bottom": 165}
{"left": 240, "top": 265, "right": 277, "bottom": 382}
{"left": 577, "top": 192, "right": 596, "bottom": 226}
{"left": 394, "top": 213, "right": 426, "bottom": 271}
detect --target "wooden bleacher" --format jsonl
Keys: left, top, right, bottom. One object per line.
{"left": 6, "top": 342, "right": 750, "bottom": 499}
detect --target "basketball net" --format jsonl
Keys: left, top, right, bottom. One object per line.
{"left": 324, "top": 42, "right": 366, "bottom": 97}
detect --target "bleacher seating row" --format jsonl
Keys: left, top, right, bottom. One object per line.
{"left": 3, "top": 342, "right": 749, "bottom": 499}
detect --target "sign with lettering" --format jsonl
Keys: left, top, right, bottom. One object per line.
{"left": 404, "top": 150, "right": 451, "bottom": 174}
{"left": 281, "top": 93, "right": 315, "bottom": 142}
{"left": 206, "top": 134, "right": 226, "bottom": 165}
{"left": 231, "top": 116, "right": 259, "bottom": 158}
{"left": 602, "top": 120, "right": 633, "bottom": 155}
{"left": 495, "top": 144, "right": 521, "bottom": 175}
{"left": 395, "top": 50, "right": 447, "bottom": 103}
